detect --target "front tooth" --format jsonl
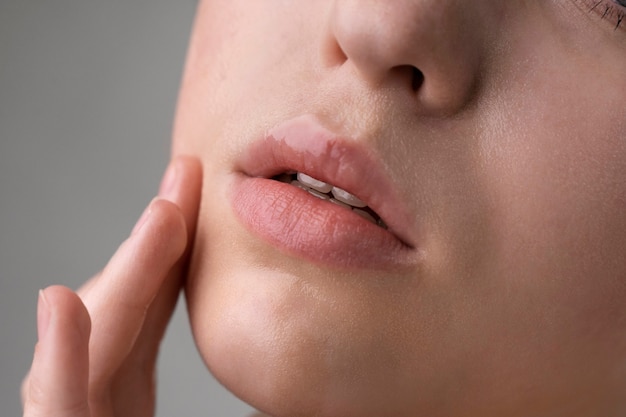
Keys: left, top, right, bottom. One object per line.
{"left": 331, "top": 186, "right": 367, "bottom": 208}
{"left": 297, "top": 173, "right": 333, "bottom": 193}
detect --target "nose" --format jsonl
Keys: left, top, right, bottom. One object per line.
{"left": 328, "top": 0, "right": 488, "bottom": 115}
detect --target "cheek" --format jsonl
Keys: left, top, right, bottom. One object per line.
{"left": 477, "top": 57, "right": 626, "bottom": 339}
{"left": 485, "top": 110, "right": 626, "bottom": 252}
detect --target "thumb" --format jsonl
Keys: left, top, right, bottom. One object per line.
{"left": 24, "top": 286, "right": 91, "bottom": 417}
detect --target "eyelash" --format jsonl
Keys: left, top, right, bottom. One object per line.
{"left": 580, "top": 0, "right": 626, "bottom": 30}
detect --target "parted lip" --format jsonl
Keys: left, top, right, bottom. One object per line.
{"left": 235, "top": 114, "right": 417, "bottom": 249}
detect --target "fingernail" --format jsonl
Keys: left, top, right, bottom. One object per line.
{"left": 132, "top": 198, "right": 157, "bottom": 235}
{"left": 37, "top": 289, "right": 51, "bottom": 342}
{"left": 159, "top": 160, "right": 179, "bottom": 202}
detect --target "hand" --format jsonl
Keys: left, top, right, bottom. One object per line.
{"left": 22, "top": 156, "right": 202, "bottom": 417}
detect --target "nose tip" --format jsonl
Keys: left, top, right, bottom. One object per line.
{"left": 328, "top": 0, "right": 484, "bottom": 115}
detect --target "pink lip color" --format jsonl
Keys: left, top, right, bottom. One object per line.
{"left": 231, "top": 115, "right": 418, "bottom": 269}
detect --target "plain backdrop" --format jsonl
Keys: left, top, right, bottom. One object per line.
{"left": 0, "top": 1, "right": 255, "bottom": 415}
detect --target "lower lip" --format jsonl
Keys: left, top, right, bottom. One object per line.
{"left": 231, "top": 175, "right": 416, "bottom": 270}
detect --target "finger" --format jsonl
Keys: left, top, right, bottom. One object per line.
{"left": 77, "top": 155, "right": 201, "bottom": 302}
{"left": 131, "top": 155, "right": 202, "bottom": 352}
{"left": 24, "top": 286, "right": 91, "bottom": 417}
{"left": 107, "top": 157, "right": 202, "bottom": 412}
{"left": 82, "top": 197, "right": 187, "bottom": 391}
{"left": 108, "top": 155, "right": 201, "bottom": 395}
{"left": 158, "top": 155, "right": 203, "bottom": 249}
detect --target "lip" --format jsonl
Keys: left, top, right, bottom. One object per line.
{"left": 230, "top": 114, "right": 419, "bottom": 269}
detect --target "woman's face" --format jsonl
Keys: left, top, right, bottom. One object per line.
{"left": 174, "top": 1, "right": 626, "bottom": 416}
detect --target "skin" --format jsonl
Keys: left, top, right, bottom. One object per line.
{"left": 23, "top": 1, "right": 626, "bottom": 417}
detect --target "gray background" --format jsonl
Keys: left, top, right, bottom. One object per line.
{"left": 0, "top": 1, "right": 254, "bottom": 415}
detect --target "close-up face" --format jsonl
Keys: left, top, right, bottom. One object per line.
{"left": 173, "top": 1, "right": 626, "bottom": 416}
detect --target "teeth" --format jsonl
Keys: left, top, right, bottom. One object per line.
{"left": 291, "top": 180, "right": 331, "bottom": 201}
{"left": 329, "top": 198, "right": 351, "bottom": 209}
{"left": 330, "top": 186, "right": 367, "bottom": 208}
{"left": 282, "top": 172, "right": 387, "bottom": 229}
{"left": 307, "top": 188, "right": 330, "bottom": 200}
{"left": 297, "top": 173, "right": 333, "bottom": 193}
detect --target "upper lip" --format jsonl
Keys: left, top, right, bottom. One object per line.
{"left": 235, "top": 114, "right": 416, "bottom": 248}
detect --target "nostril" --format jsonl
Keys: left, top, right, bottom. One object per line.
{"left": 391, "top": 65, "right": 424, "bottom": 93}
{"left": 411, "top": 66, "right": 424, "bottom": 92}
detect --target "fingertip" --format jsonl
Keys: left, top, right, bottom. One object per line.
{"left": 37, "top": 289, "right": 51, "bottom": 343}
{"left": 159, "top": 155, "right": 203, "bottom": 236}
{"left": 136, "top": 198, "right": 188, "bottom": 262}
{"left": 158, "top": 159, "right": 180, "bottom": 201}
{"left": 172, "top": 154, "right": 202, "bottom": 178}
{"left": 40, "top": 285, "right": 91, "bottom": 344}
{"left": 159, "top": 155, "right": 202, "bottom": 205}
{"left": 26, "top": 286, "right": 91, "bottom": 417}
{"left": 131, "top": 197, "right": 187, "bottom": 254}
{"left": 131, "top": 197, "right": 159, "bottom": 236}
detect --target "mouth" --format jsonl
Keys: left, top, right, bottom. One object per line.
{"left": 230, "top": 114, "right": 418, "bottom": 269}
{"left": 271, "top": 171, "right": 388, "bottom": 229}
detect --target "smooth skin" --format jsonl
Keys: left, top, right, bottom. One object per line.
{"left": 22, "top": 157, "right": 202, "bottom": 417}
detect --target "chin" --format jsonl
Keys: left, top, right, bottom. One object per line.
{"left": 183, "top": 225, "right": 436, "bottom": 417}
